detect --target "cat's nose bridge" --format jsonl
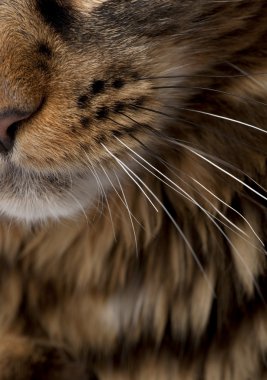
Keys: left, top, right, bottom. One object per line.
{"left": 0, "top": 77, "right": 40, "bottom": 153}
{"left": 0, "top": 38, "right": 47, "bottom": 113}
{"left": 0, "top": 76, "right": 38, "bottom": 110}
{"left": 0, "top": 74, "right": 44, "bottom": 150}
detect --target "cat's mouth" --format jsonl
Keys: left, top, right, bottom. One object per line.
{"left": 0, "top": 161, "right": 103, "bottom": 223}
{"left": 0, "top": 163, "right": 72, "bottom": 196}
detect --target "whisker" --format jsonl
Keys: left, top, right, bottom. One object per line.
{"left": 126, "top": 110, "right": 267, "bottom": 199}
{"left": 100, "top": 164, "right": 144, "bottom": 230}
{"left": 178, "top": 107, "right": 267, "bottom": 135}
{"left": 43, "top": 193, "right": 63, "bottom": 222}
{"left": 130, "top": 104, "right": 267, "bottom": 156}
{"left": 128, "top": 153, "right": 191, "bottom": 201}
{"left": 64, "top": 167, "right": 74, "bottom": 191}
{"left": 115, "top": 138, "right": 265, "bottom": 298}
{"left": 116, "top": 125, "right": 253, "bottom": 241}
{"left": 132, "top": 104, "right": 181, "bottom": 120}
{"left": 124, "top": 129, "right": 253, "bottom": 236}
{"left": 227, "top": 62, "right": 267, "bottom": 90}
{"left": 117, "top": 137, "right": 250, "bottom": 237}
{"left": 192, "top": 178, "right": 265, "bottom": 247}
{"left": 102, "top": 146, "right": 159, "bottom": 212}
{"left": 93, "top": 170, "right": 106, "bottom": 217}
{"left": 154, "top": 152, "right": 265, "bottom": 249}
{"left": 176, "top": 143, "right": 267, "bottom": 204}
{"left": 133, "top": 103, "right": 248, "bottom": 142}
{"left": 83, "top": 151, "right": 105, "bottom": 217}
{"left": 115, "top": 112, "right": 266, "bottom": 244}
{"left": 83, "top": 152, "right": 118, "bottom": 231}
{"left": 137, "top": 73, "right": 267, "bottom": 81}
{"left": 151, "top": 85, "right": 267, "bottom": 107}
{"left": 208, "top": 214, "right": 264, "bottom": 253}
{"left": 97, "top": 172, "right": 117, "bottom": 241}
{"left": 67, "top": 192, "right": 89, "bottom": 225}
{"left": 104, "top": 143, "right": 216, "bottom": 293}
{"left": 114, "top": 171, "right": 139, "bottom": 256}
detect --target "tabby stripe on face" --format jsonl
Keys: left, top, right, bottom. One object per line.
{"left": 36, "top": 0, "right": 74, "bottom": 35}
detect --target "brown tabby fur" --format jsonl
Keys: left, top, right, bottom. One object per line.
{"left": 0, "top": 1, "right": 267, "bottom": 379}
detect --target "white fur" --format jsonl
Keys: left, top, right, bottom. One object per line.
{"left": 0, "top": 163, "right": 115, "bottom": 223}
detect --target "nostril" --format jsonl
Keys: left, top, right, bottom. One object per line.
{"left": 6, "top": 122, "right": 20, "bottom": 147}
{"left": 0, "top": 110, "right": 32, "bottom": 154}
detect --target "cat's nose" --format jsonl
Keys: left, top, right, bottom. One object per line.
{"left": 0, "top": 110, "right": 32, "bottom": 154}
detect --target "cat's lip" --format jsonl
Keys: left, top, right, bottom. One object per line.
{"left": 0, "top": 160, "right": 70, "bottom": 185}
{"left": 0, "top": 159, "right": 102, "bottom": 222}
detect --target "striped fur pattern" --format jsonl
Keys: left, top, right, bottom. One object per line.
{"left": 0, "top": 1, "right": 267, "bottom": 379}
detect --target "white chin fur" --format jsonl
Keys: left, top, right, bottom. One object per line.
{"left": 0, "top": 170, "right": 108, "bottom": 223}
{"left": 0, "top": 194, "right": 92, "bottom": 223}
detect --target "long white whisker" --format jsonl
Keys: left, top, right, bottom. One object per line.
{"left": 100, "top": 165, "right": 144, "bottom": 230}
{"left": 151, "top": 85, "right": 267, "bottom": 107}
{"left": 114, "top": 171, "right": 139, "bottom": 256}
{"left": 83, "top": 153, "right": 116, "bottom": 235}
{"left": 174, "top": 142, "right": 267, "bottom": 204}
{"left": 158, "top": 159, "right": 248, "bottom": 236}
{"left": 209, "top": 214, "right": 264, "bottom": 252}
{"left": 83, "top": 151, "right": 105, "bottom": 217}
{"left": 102, "top": 144, "right": 215, "bottom": 293}
{"left": 67, "top": 192, "right": 89, "bottom": 225}
{"left": 128, "top": 150, "right": 250, "bottom": 242}
{"left": 154, "top": 153, "right": 266, "bottom": 252}
{"left": 133, "top": 117, "right": 267, "bottom": 196}
{"left": 139, "top": 72, "right": 267, "bottom": 80}
{"left": 102, "top": 148, "right": 159, "bottom": 212}
{"left": 192, "top": 178, "right": 265, "bottom": 247}
{"left": 93, "top": 171, "right": 105, "bottom": 217}
{"left": 97, "top": 175, "right": 117, "bottom": 241}
{"left": 116, "top": 137, "right": 249, "bottom": 237}
{"left": 114, "top": 138, "right": 265, "bottom": 298}
{"left": 180, "top": 107, "right": 267, "bottom": 135}
{"left": 115, "top": 115, "right": 263, "bottom": 243}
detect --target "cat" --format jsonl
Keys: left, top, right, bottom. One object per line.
{"left": 0, "top": 1, "right": 266, "bottom": 379}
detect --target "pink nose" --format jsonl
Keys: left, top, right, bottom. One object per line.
{"left": 0, "top": 111, "right": 32, "bottom": 153}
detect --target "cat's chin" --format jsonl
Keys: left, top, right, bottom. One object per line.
{"left": 0, "top": 188, "right": 95, "bottom": 224}
{"left": 0, "top": 163, "right": 107, "bottom": 223}
{"left": 0, "top": 196, "right": 89, "bottom": 224}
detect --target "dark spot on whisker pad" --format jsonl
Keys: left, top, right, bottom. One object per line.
{"left": 77, "top": 94, "right": 90, "bottom": 108}
{"left": 92, "top": 80, "right": 105, "bottom": 95}
{"left": 113, "top": 102, "right": 125, "bottom": 113}
{"left": 96, "top": 107, "right": 109, "bottom": 119}
{"left": 80, "top": 117, "right": 91, "bottom": 128}
{"left": 112, "top": 78, "right": 125, "bottom": 89}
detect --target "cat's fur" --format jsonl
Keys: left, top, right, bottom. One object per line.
{"left": 0, "top": 1, "right": 267, "bottom": 379}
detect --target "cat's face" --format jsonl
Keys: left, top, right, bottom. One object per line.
{"left": 0, "top": 0, "right": 265, "bottom": 222}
